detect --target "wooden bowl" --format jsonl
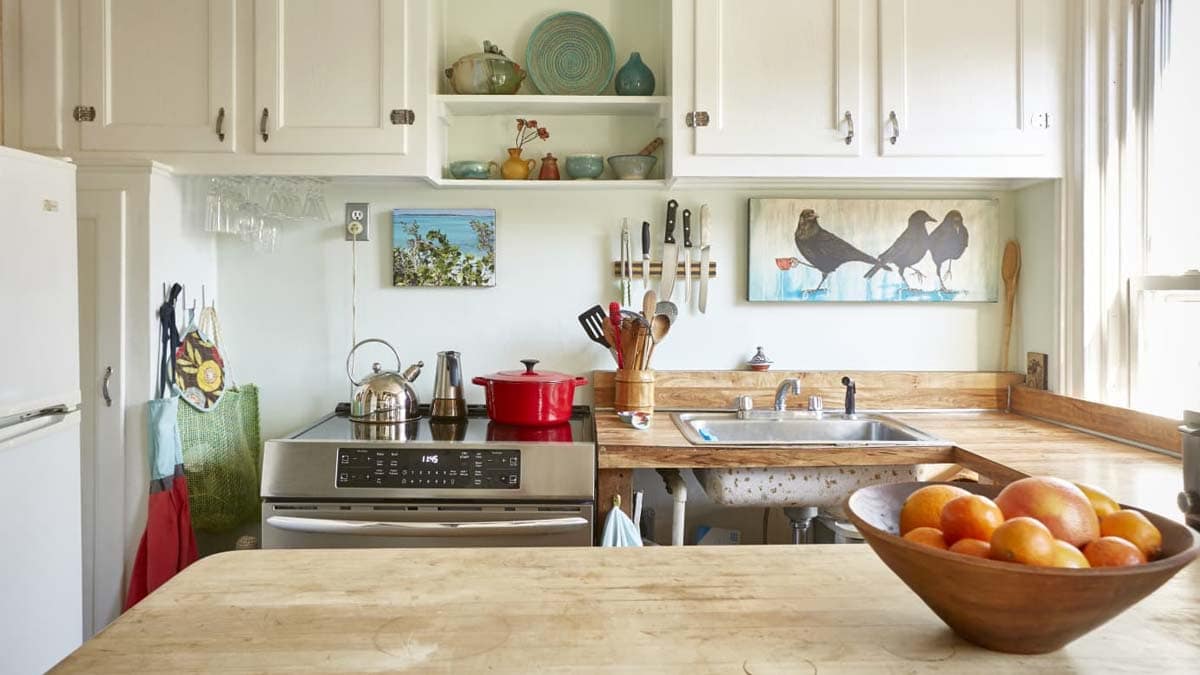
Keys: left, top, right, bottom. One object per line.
{"left": 846, "top": 481, "right": 1199, "bottom": 654}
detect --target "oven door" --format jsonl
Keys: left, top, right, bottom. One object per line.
{"left": 261, "top": 501, "right": 594, "bottom": 548}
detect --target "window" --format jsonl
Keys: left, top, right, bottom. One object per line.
{"left": 1131, "top": 0, "right": 1200, "bottom": 416}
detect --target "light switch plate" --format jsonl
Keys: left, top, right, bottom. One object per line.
{"left": 345, "top": 202, "right": 370, "bottom": 242}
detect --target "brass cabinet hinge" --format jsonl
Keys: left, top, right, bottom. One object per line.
{"left": 73, "top": 105, "right": 96, "bottom": 122}
{"left": 390, "top": 109, "right": 416, "bottom": 125}
{"left": 685, "top": 111, "right": 710, "bottom": 127}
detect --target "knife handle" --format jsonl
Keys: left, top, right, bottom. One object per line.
{"left": 665, "top": 199, "right": 678, "bottom": 244}
{"left": 641, "top": 221, "right": 650, "bottom": 257}
{"left": 682, "top": 210, "right": 692, "bottom": 247}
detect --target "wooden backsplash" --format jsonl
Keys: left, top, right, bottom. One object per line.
{"left": 592, "top": 370, "right": 1024, "bottom": 411}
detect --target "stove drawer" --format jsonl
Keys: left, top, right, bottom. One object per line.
{"left": 261, "top": 502, "right": 593, "bottom": 548}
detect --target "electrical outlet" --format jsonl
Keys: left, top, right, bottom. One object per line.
{"left": 345, "top": 202, "right": 370, "bottom": 242}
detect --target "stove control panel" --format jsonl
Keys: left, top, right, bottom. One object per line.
{"left": 336, "top": 448, "right": 520, "bottom": 489}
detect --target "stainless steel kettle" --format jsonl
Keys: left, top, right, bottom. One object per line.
{"left": 346, "top": 338, "right": 423, "bottom": 424}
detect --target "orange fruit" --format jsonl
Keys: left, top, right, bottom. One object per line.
{"left": 1100, "top": 510, "right": 1163, "bottom": 560}
{"left": 1083, "top": 536, "right": 1147, "bottom": 567}
{"left": 948, "top": 538, "right": 992, "bottom": 559}
{"left": 903, "top": 527, "right": 948, "bottom": 550}
{"left": 940, "top": 494, "right": 1005, "bottom": 544}
{"left": 989, "top": 516, "right": 1056, "bottom": 566}
{"left": 994, "top": 476, "right": 1100, "bottom": 547}
{"left": 1049, "top": 539, "right": 1091, "bottom": 568}
{"left": 1074, "top": 482, "right": 1120, "bottom": 519}
{"left": 900, "top": 484, "right": 970, "bottom": 535}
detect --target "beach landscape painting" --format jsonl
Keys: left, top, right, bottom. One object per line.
{"left": 748, "top": 198, "right": 999, "bottom": 303}
{"left": 392, "top": 209, "right": 496, "bottom": 287}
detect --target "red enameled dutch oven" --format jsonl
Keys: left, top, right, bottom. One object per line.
{"left": 472, "top": 359, "right": 588, "bottom": 427}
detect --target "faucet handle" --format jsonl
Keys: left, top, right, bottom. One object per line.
{"left": 735, "top": 395, "right": 754, "bottom": 418}
{"left": 807, "top": 395, "right": 823, "bottom": 412}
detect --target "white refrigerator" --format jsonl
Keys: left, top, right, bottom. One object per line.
{"left": 0, "top": 147, "right": 82, "bottom": 672}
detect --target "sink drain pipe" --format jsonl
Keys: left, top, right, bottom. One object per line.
{"left": 656, "top": 469, "right": 687, "bottom": 546}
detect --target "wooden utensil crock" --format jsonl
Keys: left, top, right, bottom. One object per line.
{"left": 614, "top": 369, "right": 654, "bottom": 412}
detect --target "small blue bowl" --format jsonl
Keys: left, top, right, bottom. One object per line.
{"left": 565, "top": 154, "right": 604, "bottom": 180}
{"left": 449, "top": 160, "right": 498, "bottom": 180}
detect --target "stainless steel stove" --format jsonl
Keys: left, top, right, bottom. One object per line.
{"left": 261, "top": 405, "right": 595, "bottom": 549}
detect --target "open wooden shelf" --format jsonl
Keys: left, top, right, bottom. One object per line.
{"left": 436, "top": 95, "right": 669, "bottom": 118}
{"left": 428, "top": 177, "right": 668, "bottom": 190}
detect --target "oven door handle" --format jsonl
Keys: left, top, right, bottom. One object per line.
{"left": 265, "top": 514, "right": 589, "bottom": 537}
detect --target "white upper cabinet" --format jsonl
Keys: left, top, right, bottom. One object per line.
{"left": 878, "top": 0, "right": 1050, "bottom": 157}
{"left": 254, "top": 0, "right": 424, "bottom": 164}
{"left": 79, "top": 0, "right": 237, "bottom": 153}
{"left": 691, "top": 0, "right": 862, "bottom": 158}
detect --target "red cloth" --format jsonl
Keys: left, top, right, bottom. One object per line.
{"left": 123, "top": 467, "right": 199, "bottom": 610}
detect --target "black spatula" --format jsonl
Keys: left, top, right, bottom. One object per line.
{"left": 578, "top": 305, "right": 611, "bottom": 348}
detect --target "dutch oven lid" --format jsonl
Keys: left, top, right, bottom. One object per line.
{"left": 479, "top": 359, "right": 585, "bottom": 384}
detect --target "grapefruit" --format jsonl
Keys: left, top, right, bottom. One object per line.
{"left": 903, "top": 527, "right": 948, "bottom": 550}
{"left": 940, "top": 494, "right": 1005, "bottom": 545}
{"left": 948, "top": 538, "right": 992, "bottom": 559}
{"left": 1100, "top": 510, "right": 1163, "bottom": 560}
{"left": 995, "top": 476, "right": 1100, "bottom": 547}
{"left": 1074, "top": 482, "right": 1120, "bottom": 519}
{"left": 1049, "top": 539, "right": 1091, "bottom": 568}
{"left": 1083, "top": 536, "right": 1147, "bottom": 567}
{"left": 989, "top": 516, "right": 1056, "bottom": 566}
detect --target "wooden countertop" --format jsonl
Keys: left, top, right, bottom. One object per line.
{"left": 597, "top": 410, "right": 1185, "bottom": 520}
{"left": 55, "top": 546, "right": 1199, "bottom": 673}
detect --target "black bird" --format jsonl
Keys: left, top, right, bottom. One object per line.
{"left": 791, "top": 209, "right": 882, "bottom": 291}
{"left": 864, "top": 210, "right": 936, "bottom": 287}
{"left": 928, "top": 210, "right": 970, "bottom": 291}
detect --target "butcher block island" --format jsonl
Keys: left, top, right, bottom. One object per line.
{"left": 53, "top": 546, "right": 1199, "bottom": 673}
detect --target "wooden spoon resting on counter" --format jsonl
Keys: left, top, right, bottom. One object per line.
{"left": 1000, "top": 240, "right": 1021, "bottom": 371}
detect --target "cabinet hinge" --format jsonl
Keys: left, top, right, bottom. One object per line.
{"left": 685, "top": 111, "right": 710, "bottom": 128}
{"left": 1032, "top": 112, "right": 1051, "bottom": 129}
{"left": 73, "top": 106, "right": 96, "bottom": 122}
{"left": 390, "top": 109, "right": 416, "bottom": 125}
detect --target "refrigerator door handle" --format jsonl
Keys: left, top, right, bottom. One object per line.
{"left": 0, "top": 406, "right": 78, "bottom": 449}
{"left": 102, "top": 367, "right": 113, "bottom": 407}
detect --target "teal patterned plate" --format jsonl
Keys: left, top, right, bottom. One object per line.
{"left": 525, "top": 12, "right": 615, "bottom": 95}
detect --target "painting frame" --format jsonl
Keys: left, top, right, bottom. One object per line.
{"left": 392, "top": 208, "right": 497, "bottom": 288}
{"left": 747, "top": 198, "right": 999, "bottom": 303}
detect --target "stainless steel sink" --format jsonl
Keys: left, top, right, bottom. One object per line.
{"left": 672, "top": 411, "right": 946, "bottom": 447}
{"left": 673, "top": 411, "right": 949, "bottom": 514}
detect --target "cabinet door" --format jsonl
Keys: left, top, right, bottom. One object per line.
{"left": 691, "top": 0, "right": 862, "bottom": 157}
{"left": 879, "top": 0, "right": 1049, "bottom": 157}
{"left": 79, "top": 0, "right": 236, "bottom": 152}
{"left": 255, "top": 0, "right": 419, "bottom": 157}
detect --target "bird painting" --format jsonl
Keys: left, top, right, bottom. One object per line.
{"left": 864, "top": 210, "right": 937, "bottom": 288}
{"left": 776, "top": 209, "right": 883, "bottom": 292}
{"left": 928, "top": 209, "right": 970, "bottom": 291}
{"left": 747, "top": 198, "right": 997, "bottom": 303}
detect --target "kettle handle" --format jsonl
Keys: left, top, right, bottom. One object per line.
{"left": 346, "top": 338, "right": 402, "bottom": 387}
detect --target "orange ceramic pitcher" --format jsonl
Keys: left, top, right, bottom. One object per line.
{"left": 501, "top": 148, "right": 536, "bottom": 180}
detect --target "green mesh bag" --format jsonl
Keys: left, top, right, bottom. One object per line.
{"left": 177, "top": 384, "right": 261, "bottom": 532}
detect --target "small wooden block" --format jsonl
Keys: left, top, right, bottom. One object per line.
{"left": 1026, "top": 352, "right": 1048, "bottom": 390}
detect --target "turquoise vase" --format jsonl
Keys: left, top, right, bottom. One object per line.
{"left": 614, "top": 52, "right": 655, "bottom": 96}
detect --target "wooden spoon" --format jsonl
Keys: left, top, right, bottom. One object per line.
{"left": 642, "top": 289, "right": 657, "bottom": 324}
{"left": 646, "top": 313, "right": 671, "bottom": 365}
{"left": 1000, "top": 240, "right": 1021, "bottom": 372}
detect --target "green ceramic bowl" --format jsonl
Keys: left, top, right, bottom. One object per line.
{"left": 449, "top": 160, "right": 497, "bottom": 180}
{"left": 607, "top": 154, "right": 657, "bottom": 180}
{"left": 565, "top": 154, "right": 604, "bottom": 180}
{"left": 525, "top": 12, "right": 615, "bottom": 95}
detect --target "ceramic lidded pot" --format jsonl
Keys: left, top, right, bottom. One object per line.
{"left": 615, "top": 51, "right": 655, "bottom": 96}
{"left": 444, "top": 40, "right": 526, "bottom": 95}
{"left": 538, "top": 153, "right": 560, "bottom": 180}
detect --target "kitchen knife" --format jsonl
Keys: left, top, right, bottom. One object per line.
{"left": 660, "top": 199, "right": 680, "bottom": 301}
{"left": 620, "top": 218, "right": 632, "bottom": 305}
{"left": 682, "top": 209, "right": 693, "bottom": 303}
{"left": 641, "top": 221, "right": 651, "bottom": 289}
{"left": 699, "top": 204, "right": 712, "bottom": 313}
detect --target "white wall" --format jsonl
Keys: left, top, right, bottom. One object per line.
{"left": 1015, "top": 180, "right": 1060, "bottom": 390}
{"left": 217, "top": 182, "right": 1017, "bottom": 441}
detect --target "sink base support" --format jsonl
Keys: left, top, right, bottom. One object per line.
{"left": 784, "top": 506, "right": 819, "bottom": 545}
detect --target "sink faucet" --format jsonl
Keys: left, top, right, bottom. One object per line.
{"left": 774, "top": 378, "right": 802, "bottom": 412}
{"left": 841, "top": 376, "right": 857, "bottom": 416}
